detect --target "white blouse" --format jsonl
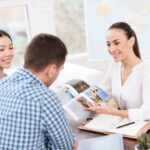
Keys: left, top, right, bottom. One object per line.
{"left": 100, "top": 60, "right": 150, "bottom": 121}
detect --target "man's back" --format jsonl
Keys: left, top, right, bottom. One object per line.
{"left": 0, "top": 68, "right": 73, "bottom": 150}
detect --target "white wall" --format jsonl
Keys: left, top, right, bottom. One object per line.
{"left": 51, "top": 54, "right": 111, "bottom": 87}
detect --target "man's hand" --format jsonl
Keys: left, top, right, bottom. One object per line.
{"left": 73, "top": 140, "right": 78, "bottom": 150}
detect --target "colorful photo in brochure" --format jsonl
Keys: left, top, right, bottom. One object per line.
{"left": 65, "top": 79, "right": 90, "bottom": 93}
{"left": 83, "top": 85, "right": 110, "bottom": 105}
{"left": 56, "top": 86, "right": 77, "bottom": 104}
{"left": 76, "top": 96, "right": 90, "bottom": 108}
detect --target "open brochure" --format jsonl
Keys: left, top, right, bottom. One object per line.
{"left": 79, "top": 114, "right": 150, "bottom": 139}
{"left": 55, "top": 79, "right": 118, "bottom": 122}
{"left": 55, "top": 79, "right": 150, "bottom": 139}
{"left": 54, "top": 79, "right": 90, "bottom": 105}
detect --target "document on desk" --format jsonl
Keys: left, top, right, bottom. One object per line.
{"left": 78, "top": 134, "right": 124, "bottom": 150}
{"left": 84, "top": 114, "right": 134, "bottom": 131}
{"left": 79, "top": 114, "right": 150, "bottom": 139}
{"left": 111, "top": 121, "right": 147, "bottom": 136}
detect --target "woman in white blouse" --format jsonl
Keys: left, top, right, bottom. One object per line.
{"left": 86, "top": 22, "right": 150, "bottom": 121}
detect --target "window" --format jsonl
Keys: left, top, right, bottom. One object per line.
{"left": 0, "top": 0, "right": 87, "bottom": 71}
{"left": 0, "top": 4, "right": 30, "bottom": 68}
{"left": 54, "top": 0, "right": 86, "bottom": 55}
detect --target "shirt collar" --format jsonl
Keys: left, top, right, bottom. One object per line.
{"left": 15, "top": 68, "right": 46, "bottom": 87}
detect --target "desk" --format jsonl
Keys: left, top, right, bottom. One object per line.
{"left": 69, "top": 120, "right": 137, "bottom": 150}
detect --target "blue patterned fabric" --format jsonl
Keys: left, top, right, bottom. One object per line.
{"left": 0, "top": 68, "right": 74, "bottom": 150}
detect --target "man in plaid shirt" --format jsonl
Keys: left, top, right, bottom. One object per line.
{"left": 0, "top": 34, "right": 75, "bottom": 149}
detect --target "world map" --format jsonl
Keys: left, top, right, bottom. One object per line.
{"left": 85, "top": 0, "right": 150, "bottom": 60}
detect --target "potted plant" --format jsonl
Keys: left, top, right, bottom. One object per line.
{"left": 135, "top": 133, "right": 150, "bottom": 150}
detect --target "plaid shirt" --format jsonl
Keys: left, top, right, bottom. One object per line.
{"left": 0, "top": 68, "right": 74, "bottom": 150}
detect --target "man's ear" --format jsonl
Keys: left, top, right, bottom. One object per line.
{"left": 45, "top": 64, "right": 57, "bottom": 78}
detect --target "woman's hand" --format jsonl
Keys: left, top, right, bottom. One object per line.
{"left": 84, "top": 101, "right": 112, "bottom": 114}
{"left": 85, "top": 101, "right": 129, "bottom": 118}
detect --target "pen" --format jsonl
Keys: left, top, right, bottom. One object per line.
{"left": 116, "top": 122, "right": 135, "bottom": 129}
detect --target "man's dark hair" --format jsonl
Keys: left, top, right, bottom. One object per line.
{"left": 24, "top": 33, "right": 67, "bottom": 72}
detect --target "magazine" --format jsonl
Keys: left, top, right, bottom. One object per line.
{"left": 55, "top": 79, "right": 118, "bottom": 122}
{"left": 55, "top": 79, "right": 90, "bottom": 104}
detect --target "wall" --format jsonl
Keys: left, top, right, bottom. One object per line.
{"left": 51, "top": 54, "right": 111, "bottom": 87}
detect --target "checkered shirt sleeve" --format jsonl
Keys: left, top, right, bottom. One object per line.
{"left": 0, "top": 68, "right": 74, "bottom": 150}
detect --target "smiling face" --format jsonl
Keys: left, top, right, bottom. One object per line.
{"left": 106, "top": 29, "right": 134, "bottom": 62}
{"left": 0, "top": 36, "right": 14, "bottom": 69}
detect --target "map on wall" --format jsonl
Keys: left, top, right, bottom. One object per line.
{"left": 84, "top": 0, "right": 150, "bottom": 60}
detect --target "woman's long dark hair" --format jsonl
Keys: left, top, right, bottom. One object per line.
{"left": 0, "top": 29, "right": 12, "bottom": 41}
{"left": 108, "top": 22, "right": 141, "bottom": 59}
